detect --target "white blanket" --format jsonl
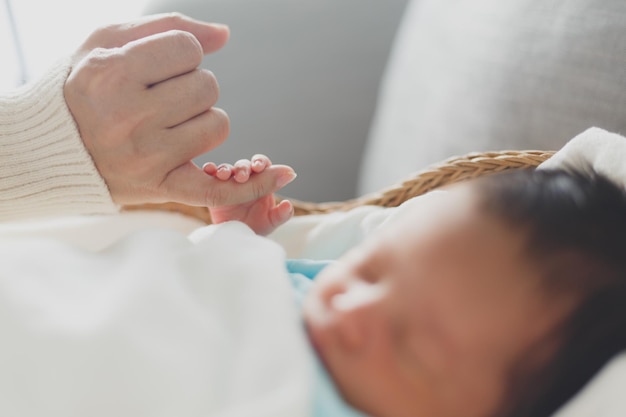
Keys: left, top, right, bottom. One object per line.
{"left": 1, "top": 126, "right": 625, "bottom": 417}
{"left": 0, "top": 222, "right": 313, "bottom": 417}
{"left": 539, "top": 127, "right": 626, "bottom": 189}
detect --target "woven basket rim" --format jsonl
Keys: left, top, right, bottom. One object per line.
{"left": 289, "top": 149, "right": 555, "bottom": 215}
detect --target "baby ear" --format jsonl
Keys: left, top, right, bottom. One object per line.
{"left": 333, "top": 301, "right": 389, "bottom": 355}
{"left": 335, "top": 316, "right": 366, "bottom": 353}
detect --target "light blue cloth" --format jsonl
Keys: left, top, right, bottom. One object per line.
{"left": 286, "top": 259, "right": 369, "bottom": 417}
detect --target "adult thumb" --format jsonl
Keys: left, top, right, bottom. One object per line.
{"left": 79, "top": 13, "right": 229, "bottom": 54}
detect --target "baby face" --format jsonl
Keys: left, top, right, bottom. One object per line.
{"left": 303, "top": 184, "right": 574, "bottom": 417}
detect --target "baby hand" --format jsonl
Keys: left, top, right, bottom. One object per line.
{"left": 203, "top": 155, "right": 295, "bottom": 235}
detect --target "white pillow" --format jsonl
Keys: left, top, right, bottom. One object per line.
{"left": 554, "top": 353, "right": 626, "bottom": 417}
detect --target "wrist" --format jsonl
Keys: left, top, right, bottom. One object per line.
{"left": 0, "top": 58, "right": 118, "bottom": 220}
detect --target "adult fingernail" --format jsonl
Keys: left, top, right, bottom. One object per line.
{"left": 276, "top": 171, "right": 297, "bottom": 188}
{"left": 212, "top": 23, "right": 230, "bottom": 31}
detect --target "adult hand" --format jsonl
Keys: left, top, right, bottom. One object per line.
{"left": 64, "top": 13, "right": 293, "bottom": 208}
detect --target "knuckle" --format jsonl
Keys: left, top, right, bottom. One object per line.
{"left": 200, "top": 68, "right": 219, "bottom": 95}
{"left": 168, "top": 30, "right": 203, "bottom": 66}
{"left": 200, "top": 108, "right": 230, "bottom": 147}
{"left": 69, "top": 48, "right": 128, "bottom": 100}
{"left": 85, "top": 22, "right": 138, "bottom": 50}
{"left": 193, "top": 69, "right": 220, "bottom": 106}
{"left": 212, "top": 108, "right": 230, "bottom": 137}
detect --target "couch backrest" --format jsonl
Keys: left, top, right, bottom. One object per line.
{"left": 359, "top": 0, "right": 626, "bottom": 195}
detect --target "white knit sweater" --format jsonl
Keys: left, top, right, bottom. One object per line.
{"left": 0, "top": 59, "right": 117, "bottom": 221}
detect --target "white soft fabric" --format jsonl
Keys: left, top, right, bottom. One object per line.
{"left": 539, "top": 127, "right": 626, "bottom": 188}
{"left": 2, "top": 126, "right": 626, "bottom": 416}
{"left": 553, "top": 355, "right": 626, "bottom": 417}
{"left": 269, "top": 205, "right": 387, "bottom": 260}
{"left": 0, "top": 221, "right": 313, "bottom": 417}
{"left": 0, "top": 211, "right": 204, "bottom": 252}
{"left": 268, "top": 191, "right": 443, "bottom": 260}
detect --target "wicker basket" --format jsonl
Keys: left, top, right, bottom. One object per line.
{"left": 124, "top": 150, "right": 555, "bottom": 223}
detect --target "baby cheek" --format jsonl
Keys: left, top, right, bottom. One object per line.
{"left": 391, "top": 298, "right": 463, "bottom": 388}
{"left": 399, "top": 320, "right": 512, "bottom": 417}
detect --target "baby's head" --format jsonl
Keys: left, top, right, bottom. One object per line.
{"left": 303, "top": 168, "right": 626, "bottom": 417}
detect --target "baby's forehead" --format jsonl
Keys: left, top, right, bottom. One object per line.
{"left": 386, "top": 191, "right": 535, "bottom": 272}
{"left": 384, "top": 185, "right": 490, "bottom": 232}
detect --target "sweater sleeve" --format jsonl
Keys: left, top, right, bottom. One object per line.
{"left": 0, "top": 58, "right": 118, "bottom": 221}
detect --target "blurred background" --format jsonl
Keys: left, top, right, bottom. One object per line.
{"left": 1, "top": 0, "right": 409, "bottom": 202}
{"left": 4, "top": 1, "right": 626, "bottom": 203}
{"left": 0, "top": 0, "right": 148, "bottom": 89}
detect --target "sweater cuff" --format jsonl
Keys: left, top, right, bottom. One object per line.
{"left": 0, "top": 58, "right": 118, "bottom": 221}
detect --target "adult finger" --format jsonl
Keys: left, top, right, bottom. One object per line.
{"left": 145, "top": 68, "right": 219, "bottom": 127}
{"left": 161, "top": 163, "right": 297, "bottom": 207}
{"left": 158, "top": 107, "right": 230, "bottom": 171}
{"left": 83, "top": 13, "right": 229, "bottom": 55}
{"left": 122, "top": 30, "right": 207, "bottom": 86}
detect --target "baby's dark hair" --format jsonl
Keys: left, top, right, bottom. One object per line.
{"left": 474, "top": 167, "right": 626, "bottom": 417}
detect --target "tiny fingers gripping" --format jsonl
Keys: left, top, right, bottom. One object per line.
{"left": 216, "top": 164, "right": 234, "bottom": 180}
{"left": 233, "top": 160, "right": 252, "bottom": 183}
{"left": 202, "top": 162, "right": 218, "bottom": 175}
{"left": 270, "top": 199, "right": 295, "bottom": 229}
{"left": 204, "top": 155, "right": 273, "bottom": 182}
{"left": 251, "top": 154, "right": 271, "bottom": 173}
{"left": 202, "top": 162, "right": 234, "bottom": 180}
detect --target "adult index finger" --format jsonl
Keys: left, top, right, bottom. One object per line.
{"left": 123, "top": 30, "right": 209, "bottom": 87}
{"left": 84, "top": 13, "right": 229, "bottom": 55}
